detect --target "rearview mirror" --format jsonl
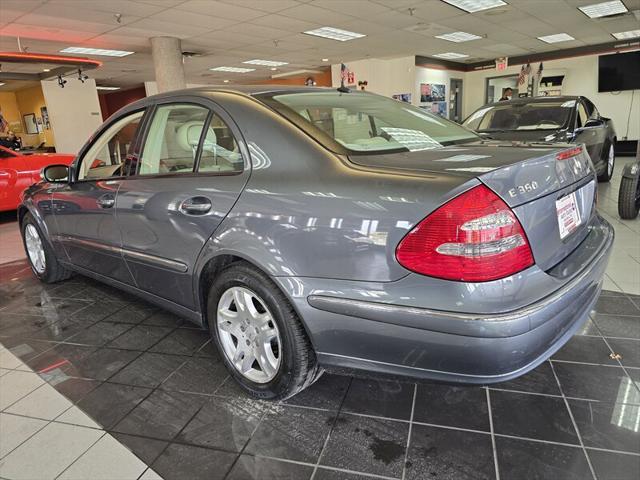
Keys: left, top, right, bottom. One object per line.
{"left": 41, "top": 164, "right": 69, "bottom": 183}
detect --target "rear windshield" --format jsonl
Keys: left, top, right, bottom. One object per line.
{"left": 257, "top": 91, "right": 478, "bottom": 154}
{"left": 463, "top": 100, "right": 575, "bottom": 132}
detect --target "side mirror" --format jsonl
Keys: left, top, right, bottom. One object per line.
{"left": 41, "top": 164, "right": 69, "bottom": 183}
{"left": 584, "top": 118, "right": 604, "bottom": 128}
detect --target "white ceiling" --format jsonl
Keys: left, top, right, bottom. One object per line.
{"left": 1, "top": 0, "right": 639, "bottom": 88}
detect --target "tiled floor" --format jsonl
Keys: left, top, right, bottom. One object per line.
{"left": 0, "top": 157, "right": 638, "bottom": 480}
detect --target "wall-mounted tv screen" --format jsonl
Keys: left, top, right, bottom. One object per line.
{"left": 598, "top": 51, "right": 640, "bottom": 92}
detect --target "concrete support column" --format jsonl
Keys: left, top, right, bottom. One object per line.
{"left": 150, "top": 36, "right": 186, "bottom": 93}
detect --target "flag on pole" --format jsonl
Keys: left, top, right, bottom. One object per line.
{"left": 537, "top": 62, "right": 544, "bottom": 77}
{"left": 517, "top": 65, "right": 526, "bottom": 86}
{"left": 524, "top": 62, "right": 531, "bottom": 76}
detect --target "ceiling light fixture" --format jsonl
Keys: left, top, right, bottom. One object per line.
{"left": 43, "top": 68, "right": 50, "bottom": 72}
{"left": 210, "top": 66, "right": 255, "bottom": 73}
{"left": 322, "top": 58, "right": 329, "bottom": 62}
{"left": 60, "top": 47, "right": 134, "bottom": 57}
{"left": 96, "top": 86, "right": 120, "bottom": 90}
{"left": 270, "top": 67, "right": 277, "bottom": 71}
{"left": 612, "top": 29, "right": 640, "bottom": 39}
{"left": 303, "top": 26, "right": 366, "bottom": 42}
{"left": 537, "top": 33, "right": 575, "bottom": 43}
{"left": 579, "top": 0, "right": 628, "bottom": 18}
{"left": 0, "top": 82, "right": 5, "bottom": 87}
{"left": 441, "top": 0, "right": 507, "bottom": 13}
{"left": 432, "top": 52, "right": 470, "bottom": 59}
{"left": 435, "top": 31, "right": 483, "bottom": 42}
{"left": 223, "top": 79, "right": 229, "bottom": 83}
{"left": 243, "top": 59, "right": 289, "bottom": 67}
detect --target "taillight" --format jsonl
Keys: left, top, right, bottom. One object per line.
{"left": 556, "top": 146, "right": 583, "bottom": 161}
{"left": 396, "top": 185, "right": 534, "bottom": 282}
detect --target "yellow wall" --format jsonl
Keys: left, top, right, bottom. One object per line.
{"left": 15, "top": 86, "right": 55, "bottom": 147}
{"left": 0, "top": 91, "right": 21, "bottom": 131}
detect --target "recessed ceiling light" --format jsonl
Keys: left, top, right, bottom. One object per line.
{"left": 432, "top": 52, "right": 470, "bottom": 59}
{"left": 270, "top": 67, "right": 277, "bottom": 71}
{"left": 43, "top": 68, "right": 51, "bottom": 72}
{"left": 435, "top": 31, "right": 483, "bottom": 42}
{"left": 60, "top": 47, "right": 133, "bottom": 57}
{"left": 0, "top": 82, "right": 5, "bottom": 87}
{"left": 210, "top": 66, "right": 255, "bottom": 73}
{"left": 322, "top": 58, "right": 329, "bottom": 62}
{"left": 537, "top": 33, "right": 575, "bottom": 43}
{"left": 441, "top": 0, "right": 507, "bottom": 13}
{"left": 223, "top": 80, "right": 229, "bottom": 83}
{"left": 95, "top": 86, "right": 120, "bottom": 91}
{"left": 579, "top": 0, "right": 628, "bottom": 18}
{"left": 612, "top": 29, "right": 640, "bottom": 39}
{"left": 303, "top": 26, "right": 366, "bottom": 42}
{"left": 243, "top": 59, "right": 288, "bottom": 67}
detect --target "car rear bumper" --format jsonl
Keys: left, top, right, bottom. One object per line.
{"left": 295, "top": 216, "right": 614, "bottom": 384}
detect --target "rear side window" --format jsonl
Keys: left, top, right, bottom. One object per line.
{"left": 198, "top": 114, "right": 243, "bottom": 174}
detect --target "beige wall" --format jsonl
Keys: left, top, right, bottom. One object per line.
{"left": 15, "top": 86, "right": 55, "bottom": 147}
{"left": 331, "top": 57, "right": 416, "bottom": 100}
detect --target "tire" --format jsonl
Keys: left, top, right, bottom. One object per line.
{"left": 618, "top": 172, "right": 640, "bottom": 219}
{"left": 207, "top": 262, "right": 321, "bottom": 400}
{"left": 21, "top": 213, "right": 73, "bottom": 283}
{"left": 597, "top": 142, "right": 615, "bottom": 183}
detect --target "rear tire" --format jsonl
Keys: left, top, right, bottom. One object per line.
{"left": 597, "top": 142, "right": 615, "bottom": 183}
{"left": 618, "top": 172, "right": 640, "bottom": 219}
{"left": 21, "top": 213, "right": 72, "bottom": 283}
{"left": 207, "top": 262, "right": 321, "bottom": 400}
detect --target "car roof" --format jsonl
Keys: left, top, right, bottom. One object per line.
{"left": 481, "top": 95, "right": 582, "bottom": 108}
{"left": 147, "top": 85, "right": 342, "bottom": 102}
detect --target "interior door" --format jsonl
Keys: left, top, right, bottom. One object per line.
{"left": 51, "top": 110, "right": 146, "bottom": 283}
{"left": 115, "top": 100, "right": 249, "bottom": 309}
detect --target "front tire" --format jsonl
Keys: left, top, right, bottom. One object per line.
{"left": 207, "top": 262, "right": 321, "bottom": 400}
{"left": 618, "top": 171, "right": 640, "bottom": 219}
{"left": 21, "top": 213, "right": 72, "bottom": 283}
{"left": 597, "top": 142, "right": 615, "bottom": 183}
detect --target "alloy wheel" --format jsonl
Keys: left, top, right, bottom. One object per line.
{"left": 216, "top": 286, "right": 282, "bottom": 383}
{"left": 607, "top": 144, "right": 614, "bottom": 178}
{"left": 25, "top": 224, "right": 46, "bottom": 274}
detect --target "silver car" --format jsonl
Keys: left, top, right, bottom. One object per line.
{"left": 19, "top": 86, "right": 613, "bottom": 399}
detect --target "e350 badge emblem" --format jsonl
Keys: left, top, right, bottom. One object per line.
{"left": 508, "top": 181, "right": 539, "bottom": 198}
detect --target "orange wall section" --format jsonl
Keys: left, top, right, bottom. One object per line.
{"left": 15, "top": 85, "right": 55, "bottom": 147}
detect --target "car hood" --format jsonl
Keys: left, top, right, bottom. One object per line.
{"left": 475, "top": 130, "right": 568, "bottom": 143}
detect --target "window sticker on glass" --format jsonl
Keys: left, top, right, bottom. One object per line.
{"left": 380, "top": 127, "right": 442, "bottom": 151}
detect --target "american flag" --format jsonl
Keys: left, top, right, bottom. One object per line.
{"left": 340, "top": 63, "right": 348, "bottom": 82}
{"left": 517, "top": 65, "right": 526, "bottom": 86}
{"left": 537, "top": 62, "right": 544, "bottom": 77}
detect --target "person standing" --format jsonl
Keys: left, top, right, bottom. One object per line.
{"left": 499, "top": 88, "right": 513, "bottom": 101}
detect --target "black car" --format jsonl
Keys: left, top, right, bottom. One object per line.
{"left": 463, "top": 96, "right": 616, "bottom": 182}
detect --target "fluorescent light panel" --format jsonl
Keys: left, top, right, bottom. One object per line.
{"left": 243, "top": 59, "right": 288, "bottom": 67}
{"left": 210, "top": 66, "right": 255, "bottom": 73}
{"left": 60, "top": 47, "right": 133, "bottom": 57}
{"left": 537, "top": 33, "right": 575, "bottom": 43}
{"left": 432, "top": 52, "right": 470, "bottom": 59}
{"left": 303, "top": 26, "right": 365, "bottom": 42}
{"left": 96, "top": 86, "right": 120, "bottom": 91}
{"left": 441, "top": 0, "right": 507, "bottom": 13}
{"left": 0, "top": 82, "right": 5, "bottom": 87}
{"left": 435, "top": 31, "right": 482, "bottom": 42}
{"left": 612, "top": 29, "right": 640, "bottom": 39}
{"left": 579, "top": 0, "right": 628, "bottom": 18}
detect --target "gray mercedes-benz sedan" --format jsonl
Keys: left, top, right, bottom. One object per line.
{"left": 19, "top": 86, "right": 613, "bottom": 399}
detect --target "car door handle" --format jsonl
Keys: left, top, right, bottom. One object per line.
{"left": 179, "top": 196, "right": 212, "bottom": 215}
{"left": 96, "top": 195, "right": 115, "bottom": 209}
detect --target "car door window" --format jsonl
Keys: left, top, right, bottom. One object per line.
{"left": 138, "top": 104, "right": 210, "bottom": 175}
{"left": 576, "top": 103, "right": 588, "bottom": 129}
{"left": 198, "top": 113, "right": 243, "bottom": 174}
{"left": 78, "top": 111, "right": 144, "bottom": 181}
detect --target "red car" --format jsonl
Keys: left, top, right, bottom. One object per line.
{"left": 0, "top": 145, "right": 74, "bottom": 212}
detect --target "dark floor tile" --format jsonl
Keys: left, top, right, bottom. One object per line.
{"left": 0, "top": 315, "right": 51, "bottom": 338}
{"left": 496, "top": 437, "right": 592, "bottom": 480}
{"left": 1, "top": 337, "right": 56, "bottom": 361}
{"left": 141, "top": 310, "right": 185, "bottom": 328}
{"left": 106, "top": 324, "right": 173, "bottom": 351}
{"left": 340, "top": 378, "right": 414, "bottom": 420}
{"left": 65, "top": 321, "right": 133, "bottom": 347}
{"left": 320, "top": 413, "right": 408, "bottom": 478}
{"left": 149, "top": 328, "right": 209, "bottom": 355}
{"left": 496, "top": 361, "right": 561, "bottom": 396}
{"left": 68, "top": 301, "right": 125, "bottom": 324}
{"left": 161, "top": 356, "right": 227, "bottom": 394}
{"left": 50, "top": 377, "right": 100, "bottom": 403}
{"left": 592, "top": 313, "right": 640, "bottom": 339}
{"left": 0, "top": 296, "right": 90, "bottom": 317}
{"left": 490, "top": 390, "right": 579, "bottom": 444}
{"left": 193, "top": 339, "right": 218, "bottom": 358}
{"left": 227, "top": 455, "right": 313, "bottom": 480}
{"left": 569, "top": 400, "right": 640, "bottom": 453}
{"left": 413, "top": 383, "right": 489, "bottom": 431}
{"left": 72, "top": 347, "right": 140, "bottom": 381}
{"left": 28, "top": 343, "right": 96, "bottom": 374}
{"left": 109, "top": 352, "right": 188, "bottom": 388}
{"left": 314, "top": 469, "right": 378, "bottom": 480}
{"left": 600, "top": 290, "right": 627, "bottom": 297}
{"left": 29, "top": 316, "right": 90, "bottom": 342}
{"left": 177, "top": 395, "right": 265, "bottom": 452}
{"left": 111, "top": 433, "right": 168, "bottom": 465}
{"left": 76, "top": 382, "right": 151, "bottom": 429}
{"left": 103, "top": 302, "right": 156, "bottom": 324}
{"left": 553, "top": 335, "right": 616, "bottom": 365}
{"left": 245, "top": 405, "right": 333, "bottom": 464}
{"left": 606, "top": 338, "right": 640, "bottom": 368}
{"left": 576, "top": 318, "right": 600, "bottom": 336}
{"left": 283, "top": 374, "right": 351, "bottom": 411}
{"left": 596, "top": 296, "right": 640, "bottom": 316}
{"left": 113, "top": 389, "right": 208, "bottom": 440}
{"left": 553, "top": 362, "right": 640, "bottom": 404}
{"left": 405, "top": 424, "right": 495, "bottom": 480}
{"left": 588, "top": 450, "right": 640, "bottom": 480}
{"left": 152, "top": 443, "right": 236, "bottom": 480}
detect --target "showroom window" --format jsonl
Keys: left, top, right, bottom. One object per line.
{"left": 78, "top": 111, "right": 144, "bottom": 180}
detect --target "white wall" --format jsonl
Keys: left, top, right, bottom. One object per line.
{"left": 331, "top": 57, "right": 415, "bottom": 100}
{"left": 41, "top": 78, "right": 103, "bottom": 154}
{"left": 463, "top": 54, "right": 639, "bottom": 141}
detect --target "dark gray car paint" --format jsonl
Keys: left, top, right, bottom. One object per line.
{"left": 19, "top": 86, "right": 614, "bottom": 384}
